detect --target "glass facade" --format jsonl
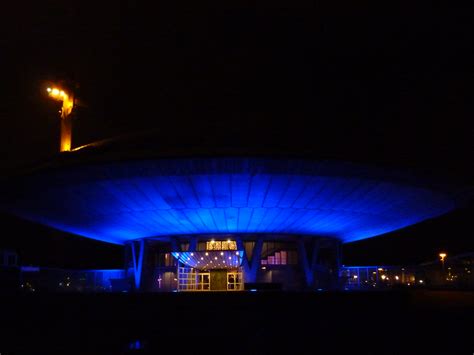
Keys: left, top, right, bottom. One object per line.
{"left": 177, "top": 267, "right": 243, "bottom": 291}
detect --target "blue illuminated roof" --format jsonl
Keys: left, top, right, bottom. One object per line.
{"left": 1, "top": 158, "right": 460, "bottom": 245}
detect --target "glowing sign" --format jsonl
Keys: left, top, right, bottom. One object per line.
{"left": 206, "top": 240, "right": 237, "bottom": 251}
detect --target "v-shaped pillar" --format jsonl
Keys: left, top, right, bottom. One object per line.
{"left": 131, "top": 239, "right": 146, "bottom": 291}
{"left": 236, "top": 237, "right": 263, "bottom": 283}
{"left": 298, "top": 238, "right": 321, "bottom": 289}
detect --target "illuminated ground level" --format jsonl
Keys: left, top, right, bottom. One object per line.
{"left": 125, "top": 234, "right": 342, "bottom": 291}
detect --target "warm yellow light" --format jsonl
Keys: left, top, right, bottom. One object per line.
{"left": 439, "top": 253, "right": 447, "bottom": 261}
{"left": 47, "top": 87, "right": 52, "bottom": 92}
{"left": 381, "top": 275, "right": 387, "bottom": 280}
{"left": 377, "top": 268, "right": 383, "bottom": 271}
{"left": 395, "top": 276, "right": 399, "bottom": 280}
{"left": 51, "top": 88, "right": 60, "bottom": 96}
{"left": 205, "top": 252, "right": 209, "bottom": 256}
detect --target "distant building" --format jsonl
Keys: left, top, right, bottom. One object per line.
{"left": 340, "top": 252, "right": 474, "bottom": 290}
{"left": 0, "top": 249, "right": 18, "bottom": 268}
{"left": 420, "top": 252, "right": 473, "bottom": 289}
{"left": 340, "top": 265, "right": 420, "bottom": 290}
{"left": 0, "top": 249, "right": 19, "bottom": 290}
{"left": 18, "top": 267, "right": 126, "bottom": 293}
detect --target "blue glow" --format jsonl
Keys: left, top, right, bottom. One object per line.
{"left": 129, "top": 340, "right": 143, "bottom": 350}
{"left": 1, "top": 158, "right": 457, "bottom": 244}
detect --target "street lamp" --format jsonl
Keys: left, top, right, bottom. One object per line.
{"left": 46, "top": 86, "right": 75, "bottom": 152}
{"left": 439, "top": 252, "right": 447, "bottom": 273}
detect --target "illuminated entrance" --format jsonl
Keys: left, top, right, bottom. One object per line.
{"left": 177, "top": 267, "right": 243, "bottom": 291}
{"left": 174, "top": 249, "right": 245, "bottom": 291}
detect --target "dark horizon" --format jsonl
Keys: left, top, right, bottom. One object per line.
{"left": 1, "top": 1, "right": 473, "bottom": 269}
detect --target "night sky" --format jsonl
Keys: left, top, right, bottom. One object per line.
{"left": 0, "top": 1, "right": 472, "bottom": 268}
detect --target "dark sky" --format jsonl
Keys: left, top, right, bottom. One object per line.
{"left": 0, "top": 1, "right": 473, "bottom": 268}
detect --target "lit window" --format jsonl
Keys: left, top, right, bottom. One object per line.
{"left": 206, "top": 240, "right": 237, "bottom": 251}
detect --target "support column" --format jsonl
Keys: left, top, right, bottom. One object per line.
{"left": 130, "top": 239, "right": 146, "bottom": 291}
{"left": 236, "top": 237, "right": 263, "bottom": 283}
{"left": 169, "top": 238, "right": 179, "bottom": 252}
{"left": 59, "top": 92, "right": 74, "bottom": 152}
{"left": 335, "top": 240, "right": 342, "bottom": 270}
{"left": 334, "top": 240, "right": 343, "bottom": 290}
{"left": 298, "top": 238, "right": 320, "bottom": 289}
{"left": 188, "top": 236, "right": 198, "bottom": 252}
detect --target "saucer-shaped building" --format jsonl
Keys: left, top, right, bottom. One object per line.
{"left": 0, "top": 133, "right": 467, "bottom": 291}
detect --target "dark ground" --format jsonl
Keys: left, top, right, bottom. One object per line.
{"left": 0, "top": 290, "right": 473, "bottom": 354}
